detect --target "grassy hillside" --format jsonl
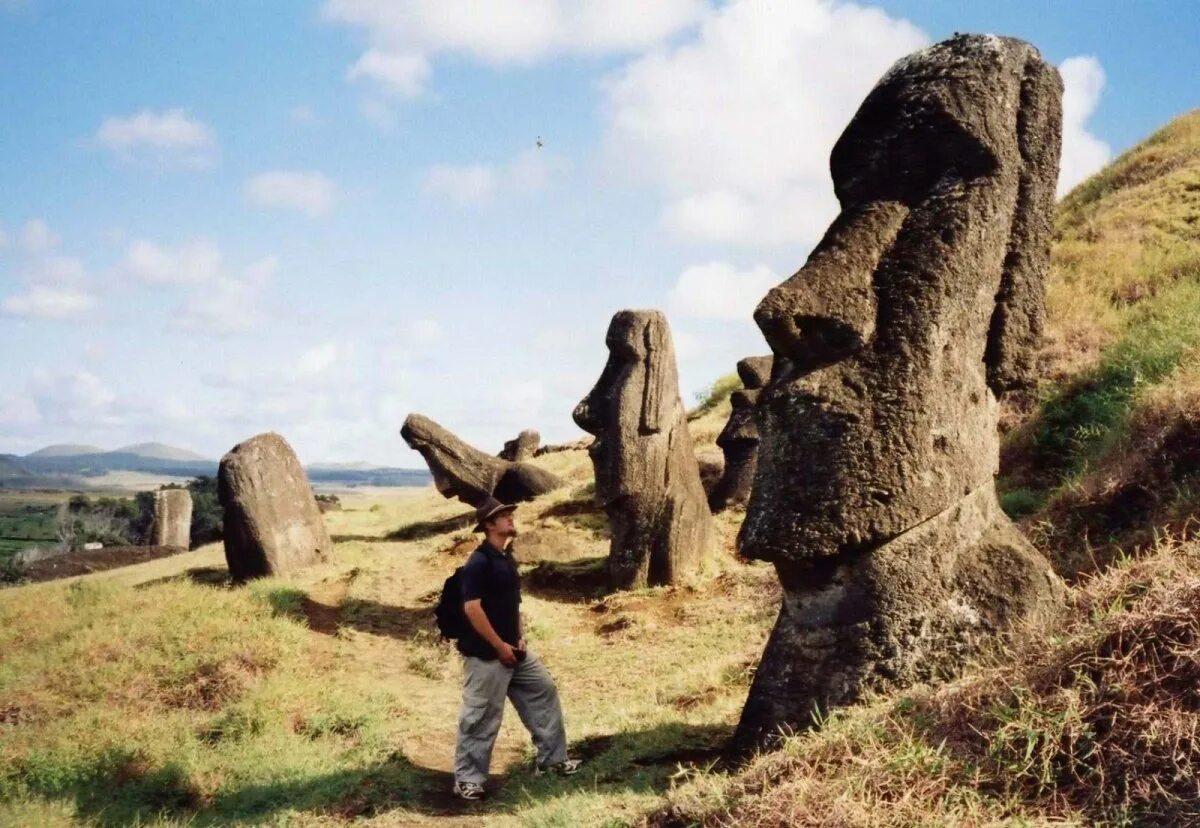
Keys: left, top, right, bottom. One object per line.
{"left": 1000, "top": 109, "right": 1200, "bottom": 576}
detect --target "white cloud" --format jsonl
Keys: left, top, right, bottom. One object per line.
{"left": 19, "top": 219, "right": 59, "bottom": 254}
{"left": 1, "top": 285, "right": 94, "bottom": 320}
{"left": 244, "top": 171, "right": 337, "bottom": 218}
{"left": 0, "top": 394, "right": 39, "bottom": 428}
{"left": 95, "top": 108, "right": 216, "bottom": 168}
{"left": 28, "top": 368, "right": 118, "bottom": 425}
{"left": 603, "top": 0, "right": 928, "bottom": 246}
{"left": 669, "top": 261, "right": 778, "bottom": 320}
{"left": 1058, "top": 55, "right": 1112, "bottom": 196}
{"left": 295, "top": 343, "right": 341, "bottom": 378}
{"left": 424, "top": 148, "right": 567, "bottom": 205}
{"left": 178, "top": 255, "right": 277, "bottom": 335}
{"left": 119, "top": 239, "right": 222, "bottom": 284}
{"left": 409, "top": 318, "right": 442, "bottom": 343}
{"left": 346, "top": 49, "right": 431, "bottom": 98}
{"left": 424, "top": 164, "right": 497, "bottom": 205}
{"left": 323, "top": 0, "right": 705, "bottom": 99}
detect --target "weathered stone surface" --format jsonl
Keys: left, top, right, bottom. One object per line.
{"left": 150, "top": 488, "right": 192, "bottom": 549}
{"left": 401, "top": 414, "right": 563, "bottom": 507}
{"left": 733, "top": 35, "right": 1066, "bottom": 752}
{"left": 499, "top": 430, "right": 540, "bottom": 462}
{"left": 218, "top": 432, "right": 332, "bottom": 581}
{"left": 574, "top": 310, "right": 714, "bottom": 590}
{"left": 709, "top": 356, "right": 773, "bottom": 512}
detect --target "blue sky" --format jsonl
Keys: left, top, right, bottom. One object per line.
{"left": 1, "top": 1, "right": 1195, "bottom": 466}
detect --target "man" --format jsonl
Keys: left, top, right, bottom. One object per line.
{"left": 453, "top": 496, "right": 580, "bottom": 800}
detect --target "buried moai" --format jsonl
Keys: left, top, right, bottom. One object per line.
{"left": 218, "top": 431, "right": 333, "bottom": 581}
{"left": 150, "top": 488, "right": 192, "bottom": 549}
{"left": 708, "top": 356, "right": 772, "bottom": 512}
{"left": 732, "top": 35, "right": 1066, "bottom": 752}
{"left": 574, "top": 310, "right": 713, "bottom": 590}
{"left": 401, "top": 414, "right": 563, "bottom": 507}
{"left": 499, "top": 429, "right": 540, "bottom": 462}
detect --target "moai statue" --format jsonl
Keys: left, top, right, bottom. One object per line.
{"left": 709, "top": 356, "right": 773, "bottom": 512}
{"left": 574, "top": 310, "right": 713, "bottom": 590}
{"left": 732, "top": 35, "right": 1066, "bottom": 752}
{"left": 219, "top": 432, "right": 333, "bottom": 581}
{"left": 150, "top": 488, "right": 192, "bottom": 549}
{"left": 401, "top": 414, "right": 562, "bottom": 507}
{"left": 499, "top": 430, "right": 541, "bottom": 462}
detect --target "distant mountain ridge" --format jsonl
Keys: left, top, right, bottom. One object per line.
{"left": 7, "top": 441, "right": 430, "bottom": 488}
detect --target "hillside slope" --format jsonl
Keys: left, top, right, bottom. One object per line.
{"left": 1000, "top": 109, "right": 1200, "bottom": 576}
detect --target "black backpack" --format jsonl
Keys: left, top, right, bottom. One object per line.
{"left": 435, "top": 566, "right": 467, "bottom": 640}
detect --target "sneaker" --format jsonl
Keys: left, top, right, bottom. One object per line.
{"left": 534, "top": 757, "right": 582, "bottom": 777}
{"left": 453, "top": 780, "right": 486, "bottom": 800}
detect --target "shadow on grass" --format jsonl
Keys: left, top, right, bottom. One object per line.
{"left": 387, "top": 511, "right": 476, "bottom": 542}
{"left": 540, "top": 498, "right": 610, "bottom": 537}
{"left": 263, "top": 587, "right": 436, "bottom": 640}
{"left": 135, "top": 565, "right": 232, "bottom": 590}
{"left": 11, "top": 720, "right": 733, "bottom": 825}
{"left": 522, "top": 556, "right": 609, "bottom": 604}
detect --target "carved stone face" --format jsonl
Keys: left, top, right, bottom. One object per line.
{"left": 573, "top": 310, "right": 680, "bottom": 507}
{"left": 400, "top": 413, "right": 501, "bottom": 502}
{"left": 742, "top": 36, "right": 1062, "bottom": 564}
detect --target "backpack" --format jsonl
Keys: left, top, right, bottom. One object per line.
{"left": 435, "top": 566, "right": 467, "bottom": 640}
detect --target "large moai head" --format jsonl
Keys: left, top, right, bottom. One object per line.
{"left": 731, "top": 34, "right": 1065, "bottom": 752}
{"left": 574, "top": 310, "right": 712, "bottom": 588}
{"left": 742, "top": 34, "right": 1063, "bottom": 564}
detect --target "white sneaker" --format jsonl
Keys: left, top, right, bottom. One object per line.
{"left": 534, "top": 757, "right": 582, "bottom": 777}
{"left": 453, "top": 779, "right": 486, "bottom": 800}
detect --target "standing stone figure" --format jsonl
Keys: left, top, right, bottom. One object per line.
{"left": 402, "top": 414, "right": 563, "bottom": 507}
{"left": 499, "top": 430, "right": 540, "bottom": 462}
{"left": 150, "top": 488, "right": 192, "bottom": 549}
{"left": 574, "top": 310, "right": 713, "bottom": 590}
{"left": 708, "top": 356, "right": 772, "bottom": 512}
{"left": 218, "top": 431, "right": 332, "bottom": 581}
{"left": 733, "top": 35, "right": 1066, "bottom": 752}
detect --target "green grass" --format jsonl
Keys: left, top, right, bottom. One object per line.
{"left": 0, "top": 498, "right": 61, "bottom": 566}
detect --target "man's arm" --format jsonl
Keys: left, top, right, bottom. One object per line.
{"left": 464, "top": 599, "right": 517, "bottom": 666}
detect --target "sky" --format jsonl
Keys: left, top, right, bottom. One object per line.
{"left": 1, "top": 0, "right": 1196, "bottom": 467}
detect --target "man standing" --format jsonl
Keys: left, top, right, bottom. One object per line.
{"left": 453, "top": 496, "right": 580, "bottom": 800}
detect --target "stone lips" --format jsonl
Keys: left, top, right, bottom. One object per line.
{"left": 733, "top": 34, "right": 1066, "bottom": 751}
{"left": 218, "top": 431, "right": 332, "bottom": 581}
{"left": 401, "top": 414, "right": 562, "bottom": 507}
{"left": 573, "top": 309, "right": 714, "bottom": 590}
{"left": 150, "top": 488, "right": 192, "bottom": 549}
{"left": 709, "top": 355, "right": 773, "bottom": 512}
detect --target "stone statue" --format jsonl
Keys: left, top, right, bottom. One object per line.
{"left": 574, "top": 310, "right": 713, "bottom": 589}
{"left": 709, "top": 356, "right": 772, "bottom": 512}
{"left": 150, "top": 488, "right": 192, "bottom": 549}
{"left": 732, "top": 34, "right": 1066, "bottom": 752}
{"left": 401, "top": 414, "right": 562, "bottom": 507}
{"left": 499, "top": 430, "right": 540, "bottom": 462}
{"left": 219, "top": 431, "right": 332, "bottom": 581}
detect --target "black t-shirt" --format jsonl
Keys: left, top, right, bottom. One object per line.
{"left": 457, "top": 540, "right": 521, "bottom": 659}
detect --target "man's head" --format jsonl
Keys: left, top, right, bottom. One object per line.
{"left": 474, "top": 496, "right": 518, "bottom": 541}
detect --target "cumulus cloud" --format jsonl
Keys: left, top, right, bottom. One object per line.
{"left": 603, "top": 0, "right": 927, "bottom": 246}
{"left": 346, "top": 49, "right": 431, "bottom": 98}
{"left": 119, "top": 239, "right": 222, "bottom": 284}
{"left": 322, "top": 0, "right": 705, "bottom": 99}
{"left": 669, "top": 261, "right": 778, "bottom": 320}
{"left": 178, "top": 255, "right": 278, "bottom": 335}
{"left": 244, "top": 170, "right": 337, "bottom": 217}
{"left": 0, "top": 220, "right": 96, "bottom": 321}
{"left": 1058, "top": 55, "right": 1112, "bottom": 196}
{"left": 294, "top": 342, "right": 341, "bottom": 379}
{"left": 95, "top": 108, "right": 216, "bottom": 168}
{"left": 424, "top": 148, "right": 567, "bottom": 205}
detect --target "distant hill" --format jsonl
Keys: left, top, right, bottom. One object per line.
{"left": 25, "top": 444, "right": 105, "bottom": 458}
{"left": 113, "top": 442, "right": 209, "bottom": 462}
{"left": 0, "top": 455, "right": 32, "bottom": 478}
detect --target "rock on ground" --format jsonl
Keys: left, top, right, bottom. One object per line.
{"left": 150, "top": 488, "right": 192, "bottom": 549}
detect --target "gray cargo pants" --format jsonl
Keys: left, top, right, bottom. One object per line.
{"left": 454, "top": 652, "right": 568, "bottom": 784}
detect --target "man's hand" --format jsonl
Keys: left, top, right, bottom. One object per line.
{"left": 495, "top": 641, "right": 518, "bottom": 667}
